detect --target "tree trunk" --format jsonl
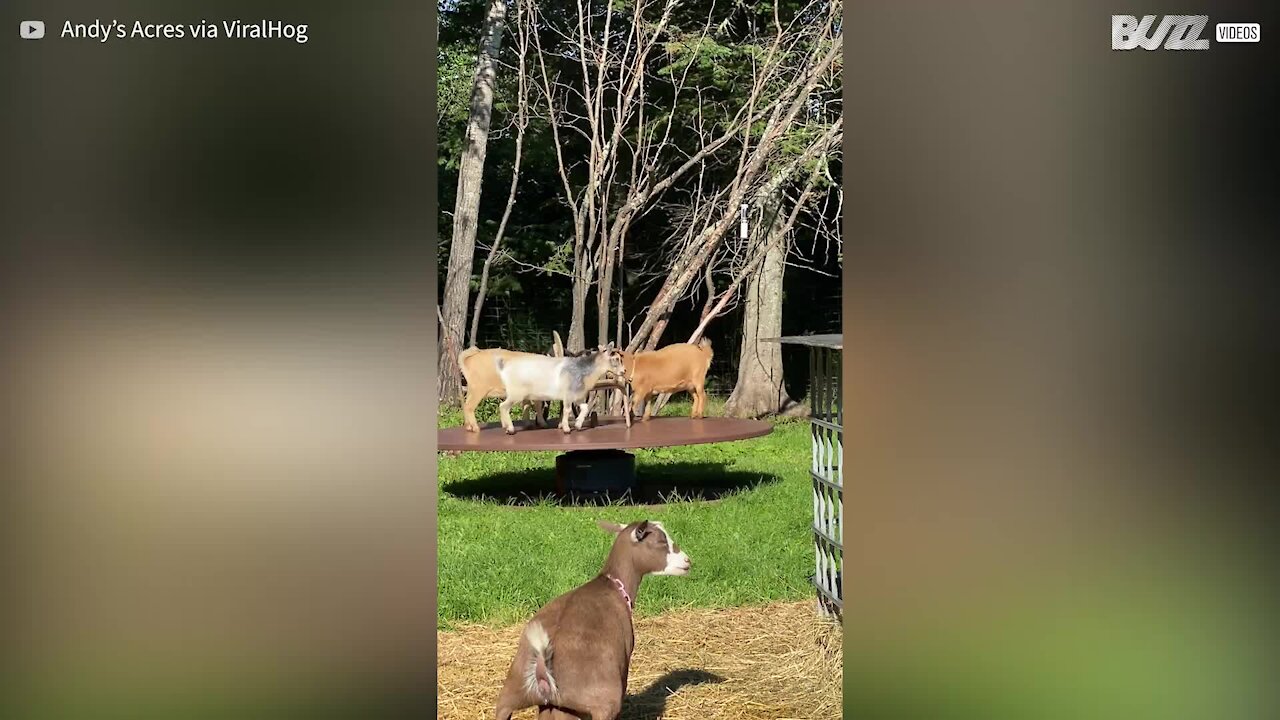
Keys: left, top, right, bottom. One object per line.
{"left": 440, "top": 0, "right": 508, "bottom": 404}
{"left": 596, "top": 246, "right": 615, "bottom": 348}
{"left": 468, "top": 63, "right": 527, "bottom": 349}
{"left": 567, "top": 254, "right": 590, "bottom": 352}
{"left": 725, "top": 196, "right": 795, "bottom": 418}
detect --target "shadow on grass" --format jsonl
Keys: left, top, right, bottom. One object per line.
{"left": 622, "top": 669, "right": 726, "bottom": 720}
{"left": 442, "top": 462, "right": 780, "bottom": 506}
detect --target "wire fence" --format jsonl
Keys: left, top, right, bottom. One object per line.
{"left": 807, "top": 341, "right": 843, "bottom": 619}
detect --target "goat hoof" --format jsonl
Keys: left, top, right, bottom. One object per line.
{"left": 505, "top": 428, "right": 516, "bottom": 435}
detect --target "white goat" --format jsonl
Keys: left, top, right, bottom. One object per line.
{"left": 494, "top": 346, "right": 627, "bottom": 434}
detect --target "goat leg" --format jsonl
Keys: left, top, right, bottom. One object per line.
{"left": 493, "top": 674, "right": 531, "bottom": 720}
{"left": 559, "top": 397, "right": 572, "bottom": 433}
{"left": 573, "top": 399, "right": 592, "bottom": 431}
{"left": 555, "top": 697, "right": 620, "bottom": 720}
{"left": 636, "top": 389, "right": 653, "bottom": 422}
{"left": 499, "top": 398, "right": 517, "bottom": 435}
{"left": 462, "top": 390, "right": 484, "bottom": 433}
{"left": 587, "top": 703, "right": 621, "bottom": 720}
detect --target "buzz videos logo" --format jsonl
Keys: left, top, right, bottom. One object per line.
{"left": 1112, "top": 15, "right": 1209, "bottom": 50}
{"left": 1112, "top": 15, "right": 1261, "bottom": 50}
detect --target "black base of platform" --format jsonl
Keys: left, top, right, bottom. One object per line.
{"left": 555, "top": 449, "right": 636, "bottom": 496}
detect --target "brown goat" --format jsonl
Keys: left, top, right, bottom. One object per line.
{"left": 494, "top": 520, "right": 691, "bottom": 720}
{"left": 625, "top": 338, "right": 714, "bottom": 421}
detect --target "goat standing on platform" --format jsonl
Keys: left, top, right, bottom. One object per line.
{"left": 551, "top": 331, "right": 633, "bottom": 428}
{"left": 494, "top": 520, "right": 692, "bottom": 720}
{"left": 494, "top": 345, "right": 626, "bottom": 434}
{"left": 459, "top": 347, "right": 554, "bottom": 433}
{"left": 626, "top": 338, "right": 715, "bottom": 421}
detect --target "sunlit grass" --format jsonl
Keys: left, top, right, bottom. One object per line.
{"left": 437, "top": 397, "right": 816, "bottom": 628}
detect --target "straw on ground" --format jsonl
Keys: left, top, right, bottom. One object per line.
{"left": 438, "top": 600, "right": 842, "bottom": 720}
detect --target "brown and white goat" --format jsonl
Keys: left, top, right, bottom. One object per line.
{"left": 494, "top": 346, "right": 626, "bottom": 434}
{"left": 625, "top": 338, "right": 714, "bottom": 421}
{"left": 494, "top": 520, "right": 691, "bottom": 720}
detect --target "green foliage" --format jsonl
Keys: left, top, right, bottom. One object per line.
{"left": 436, "top": 45, "right": 475, "bottom": 171}
{"left": 659, "top": 37, "right": 736, "bottom": 79}
{"left": 540, "top": 239, "right": 575, "bottom": 276}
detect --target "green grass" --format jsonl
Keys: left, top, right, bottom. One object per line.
{"left": 437, "top": 397, "right": 816, "bottom": 629}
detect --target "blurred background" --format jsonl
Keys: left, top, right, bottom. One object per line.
{"left": 844, "top": 2, "right": 1279, "bottom": 719}
{"left": 2, "top": 1, "right": 436, "bottom": 718}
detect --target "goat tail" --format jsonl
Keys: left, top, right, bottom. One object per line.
{"left": 458, "top": 346, "right": 484, "bottom": 382}
{"left": 697, "top": 336, "right": 713, "bottom": 356}
{"left": 523, "top": 621, "right": 558, "bottom": 702}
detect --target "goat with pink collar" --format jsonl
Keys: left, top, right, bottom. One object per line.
{"left": 494, "top": 520, "right": 692, "bottom": 720}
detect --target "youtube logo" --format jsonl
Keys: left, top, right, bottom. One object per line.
{"left": 20, "top": 20, "right": 45, "bottom": 40}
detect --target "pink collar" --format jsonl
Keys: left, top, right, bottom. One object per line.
{"left": 606, "top": 574, "right": 633, "bottom": 614}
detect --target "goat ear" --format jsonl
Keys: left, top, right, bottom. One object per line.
{"left": 596, "top": 520, "right": 626, "bottom": 535}
{"left": 632, "top": 520, "right": 651, "bottom": 542}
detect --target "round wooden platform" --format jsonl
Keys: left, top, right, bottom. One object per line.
{"left": 438, "top": 416, "right": 772, "bottom": 452}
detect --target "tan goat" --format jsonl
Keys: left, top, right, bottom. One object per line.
{"left": 625, "top": 338, "right": 714, "bottom": 421}
{"left": 458, "top": 347, "right": 551, "bottom": 433}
